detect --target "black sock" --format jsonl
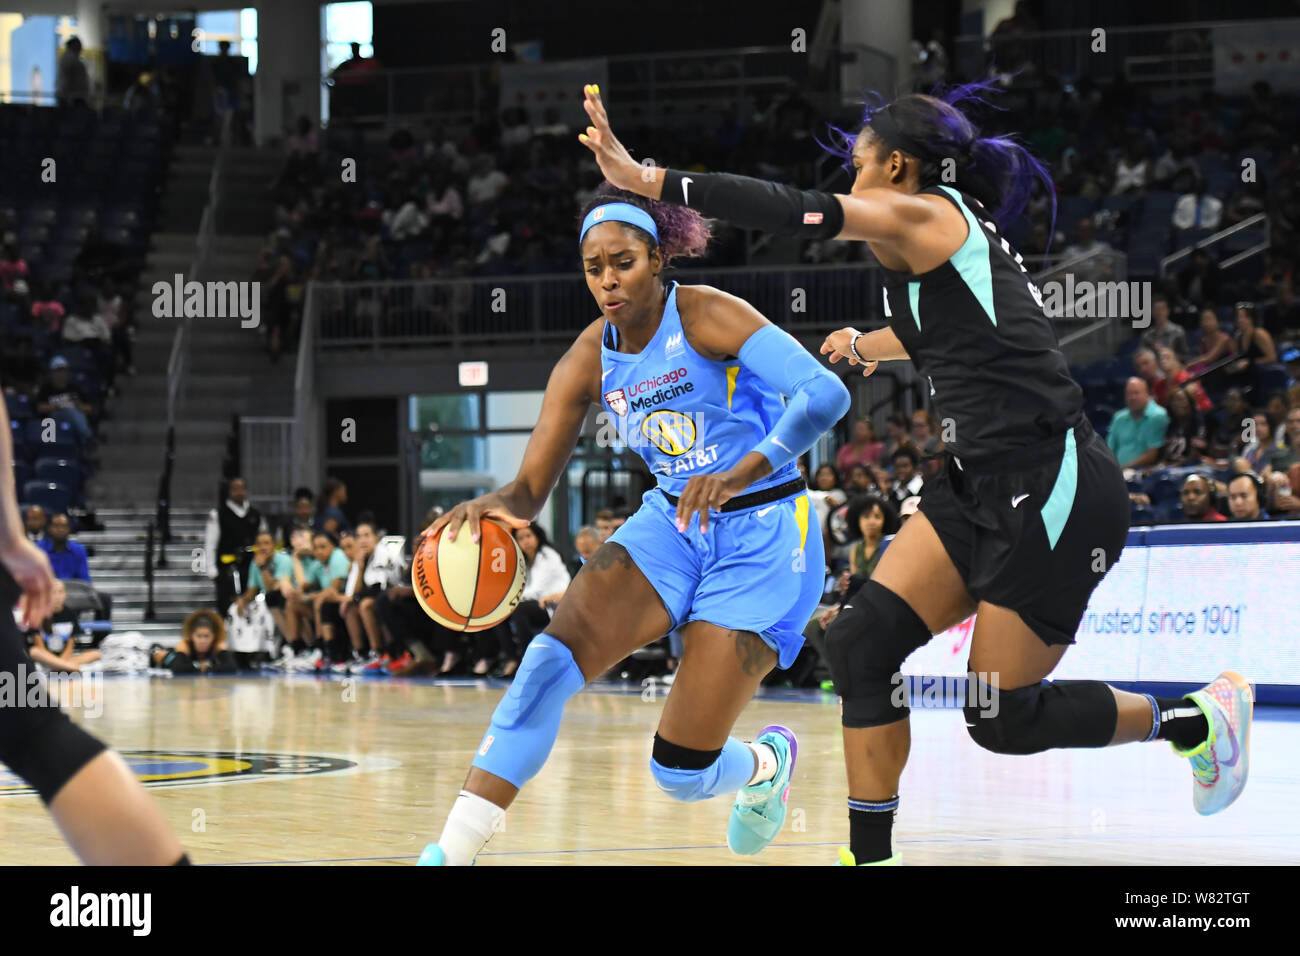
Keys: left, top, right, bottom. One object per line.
{"left": 292, "top": 639, "right": 307, "bottom": 654}
{"left": 848, "top": 796, "right": 897, "bottom": 864}
{"left": 1152, "top": 696, "right": 1209, "bottom": 749}
{"left": 173, "top": 853, "right": 191, "bottom": 865}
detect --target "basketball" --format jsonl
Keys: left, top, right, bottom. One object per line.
{"left": 411, "top": 518, "right": 526, "bottom": 632}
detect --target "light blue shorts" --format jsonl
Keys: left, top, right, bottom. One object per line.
{"left": 607, "top": 488, "right": 824, "bottom": 670}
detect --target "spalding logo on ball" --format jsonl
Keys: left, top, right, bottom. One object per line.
{"left": 413, "top": 518, "right": 526, "bottom": 632}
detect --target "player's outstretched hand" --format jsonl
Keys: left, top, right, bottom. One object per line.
{"left": 674, "top": 470, "right": 748, "bottom": 535}
{"left": 579, "top": 84, "right": 644, "bottom": 195}
{"left": 424, "top": 495, "right": 531, "bottom": 545}
{"left": 0, "top": 535, "right": 56, "bottom": 630}
{"left": 821, "top": 327, "right": 880, "bottom": 377}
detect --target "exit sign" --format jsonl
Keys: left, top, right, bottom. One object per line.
{"left": 459, "top": 361, "right": 489, "bottom": 387}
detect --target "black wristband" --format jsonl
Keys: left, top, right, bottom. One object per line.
{"left": 659, "top": 169, "right": 844, "bottom": 239}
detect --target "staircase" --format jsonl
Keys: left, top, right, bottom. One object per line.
{"left": 90, "top": 142, "right": 295, "bottom": 511}
{"left": 78, "top": 507, "right": 213, "bottom": 647}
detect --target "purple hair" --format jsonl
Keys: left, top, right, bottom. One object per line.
{"left": 818, "top": 78, "right": 1057, "bottom": 251}
{"left": 577, "top": 183, "right": 712, "bottom": 267}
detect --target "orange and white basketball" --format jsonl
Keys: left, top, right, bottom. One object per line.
{"left": 411, "top": 518, "right": 526, "bottom": 632}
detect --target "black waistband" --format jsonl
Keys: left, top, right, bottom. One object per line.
{"left": 952, "top": 418, "right": 1096, "bottom": 473}
{"left": 660, "top": 477, "right": 808, "bottom": 513}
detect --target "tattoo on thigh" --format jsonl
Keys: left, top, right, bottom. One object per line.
{"left": 732, "top": 630, "right": 772, "bottom": 678}
{"left": 588, "top": 543, "right": 635, "bottom": 572}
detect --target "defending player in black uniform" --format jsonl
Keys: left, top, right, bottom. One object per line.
{"left": 579, "top": 80, "right": 1253, "bottom": 864}
{"left": 0, "top": 386, "right": 187, "bottom": 864}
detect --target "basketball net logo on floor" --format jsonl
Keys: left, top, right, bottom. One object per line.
{"left": 0, "top": 750, "right": 399, "bottom": 797}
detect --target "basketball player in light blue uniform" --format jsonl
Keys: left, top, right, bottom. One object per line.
{"left": 418, "top": 189, "right": 849, "bottom": 865}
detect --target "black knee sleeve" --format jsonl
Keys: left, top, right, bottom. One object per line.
{"left": 652, "top": 733, "right": 722, "bottom": 769}
{"left": 0, "top": 703, "right": 107, "bottom": 803}
{"left": 962, "top": 677, "right": 1118, "bottom": 755}
{"left": 824, "top": 580, "right": 933, "bottom": 728}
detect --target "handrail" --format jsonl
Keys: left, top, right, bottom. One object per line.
{"left": 144, "top": 519, "right": 156, "bottom": 622}
{"left": 1159, "top": 213, "right": 1270, "bottom": 276}
{"left": 291, "top": 280, "right": 318, "bottom": 490}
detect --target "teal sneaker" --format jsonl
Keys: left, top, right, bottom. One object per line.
{"left": 1173, "top": 671, "right": 1253, "bottom": 816}
{"left": 727, "top": 725, "right": 797, "bottom": 855}
{"left": 416, "top": 843, "right": 446, "bottom": 866}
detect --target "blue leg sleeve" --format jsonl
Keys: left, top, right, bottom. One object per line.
{"left": 470, "top": 635, "right": 586, "bottom": 788}
{"left": 650, "top": 737, "right": 754, "bottom": 802}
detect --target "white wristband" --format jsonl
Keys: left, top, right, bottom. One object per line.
{"left": 848, "top": 332, "right": 867, "bottom": 362}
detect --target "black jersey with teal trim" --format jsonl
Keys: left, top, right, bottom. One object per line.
{"left": 879, "top": 184, "right": 1083, "bottom": 460}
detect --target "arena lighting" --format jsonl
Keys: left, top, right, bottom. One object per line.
{"left": 458, "top": 361, "right": 489, "bottom": 387}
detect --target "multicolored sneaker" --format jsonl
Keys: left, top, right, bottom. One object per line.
{"left": 727, "top": 726, "right": 796, "bottom": 855}
{"left": 1173, "top": 671, "right": 1253, "bottom": 816}
{"left": 835, "top": 847, "right": 902, "bottom": 866}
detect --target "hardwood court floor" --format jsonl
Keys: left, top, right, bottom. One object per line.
{"left": 2, "top": 675, "right": 1297, "bottom": 865}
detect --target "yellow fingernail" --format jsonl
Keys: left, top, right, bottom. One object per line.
{"left": 578, "top": 134, "right": 588, "bottom": 142}
{"left": 587, "top": 126, "right": 595, "bottom": 134}
{"left": 593, "top": 84, "right": 599, "bottom": 94}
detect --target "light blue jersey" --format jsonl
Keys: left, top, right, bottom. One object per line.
{"left": 599, "top": 280, "right": 800, "bottom": 496}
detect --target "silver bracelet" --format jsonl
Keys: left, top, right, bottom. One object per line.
{"left": 848, "top": 332, "right": 867, "bottom": 362}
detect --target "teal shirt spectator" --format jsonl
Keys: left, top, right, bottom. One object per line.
{"left": 250, "top": 552, "right": 294, "bottom": 594}
{"left": 314, "top": 547, "right": 350, "bottom": 591}
{"left": 294, "top": 555, "right": 323, "bottom": 591}
{"left": 1107, "top": 400, "right": 1169, "bottom": 466}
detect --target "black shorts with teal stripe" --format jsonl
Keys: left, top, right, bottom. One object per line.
{"left": 919, "top": 419, "right": 1130, "bottom": 646}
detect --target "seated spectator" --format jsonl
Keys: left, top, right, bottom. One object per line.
{"left": 887, "top": 446, "right": 924, "bottom": 507}
{"left": 1178, "top": 474, "right": 1226, "bottom": 523}
{"left": 1187, "top": 308, "right": 1234, "bottom": 377}
{"left": 1160, "top": 388, "right": 1208, "bottom": 467}
{"left": 38, "top": 513, "right": 90, "bottom": 584}
{"left": 24, "top": 580, "right": 101, "bottom": 672}
{"left": 235, "top": 530, "right": 293, "bottom": 659}
{"left": 570, "top": 525, "right": 601, "bottom": 577}
{"left": 24, "top": 504, "right": 46, "bottom": 542}
{"left": 338, "top": 522, "right": 402, "bottom": 674}
{"left": 1107, "top": 378, "right": 1169, "bottom": 472}
{"left": 1140, "top": 296, "right": 1188, "bottom": 364}
{"left": 846, "top": 463, "right": 875, "bottom": 494}
{"left": 150, "top": 610, "right": 236, "bottom": 675}
{"left": 277, "top": 487, "right": 315, "bottom": 549}
{"left": 301, "top": 530, "right": 351, "bottom": 669}
{"left": 373, "top": 508, "right": 453, "bottom": 677}
{"left": 1133, "top": 347, "right": 1164, "bottom": 398}
{"left": 836, "top": 418, "right": 884, "bottom": 475}
{"left": 1060, "top": 217, "right": 1116, "bottom": 281}
{"left": 880, "top": 412, "right": 910, "bottom": 463}
{"left": 278, "top": 526, "right": 319, "bottom": 649}
{"left": 1226, "top": 472, "right": 1270, "bottom": 521}
{"left": 1174, "top": 250, "right": 1222, "bottom": 310}
{"left": 1204, "top": 388, "right": 1250, "bottom": 463}
{"left": 466, "top": 154, "right": 509, "bottom": 206}
{"left": 36, "top": 356, "right": 97, "bottom": 449}
{"left": 61, "top": 291, "right": 114, "bottom": 385}
{"left": 846, "top": 494, "right": 899, "bottom": 580}
{"left": 1111, "top": 140, "right": 1150, "bottom": 195}
{"left": 30, "top": 283, "right": 66, "bottom": 334}
{"left": 593, "top": 508, "right": 616, "bottom": 541}
{"left": 1267, "top": 463, "right": 1300, "bottom": 518}
{"left": 1239, "top": 412, "right": 1274, "bottom": 475}
{"left": 1154, "top": 346, "right": 1211, "bottom": 412}
{"left": 1265, "top": 405, "right": 1300, "bottom": 474}
{"left": 313, "top": 477, "right": 351, "bottom": 535}
{"left": 1224, "top": 303, "right": 1277, "bottom": 392}
{"left": 808, "top": 463, "right": 847, "bottom": 526}
{"left": 909, "top": 409, "right": 937, "bottom": 447}
{"left": 0, "top": 240, "right": 29, "bottom": 292}
{"left": 493, "top": 522, "right": 572, "bottom": 679}
{"left": 1172, "top": 172, "right": 1223, "bottom": 231}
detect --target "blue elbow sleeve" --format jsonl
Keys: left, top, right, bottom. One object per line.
{"left": 739, "top": 325, "right": 851, "bottom": 472}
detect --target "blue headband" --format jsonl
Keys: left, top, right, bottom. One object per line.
{"left": 579, "top": 202, "right": 659, "bottom": 246}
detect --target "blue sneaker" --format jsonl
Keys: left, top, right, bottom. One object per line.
{"left": 416, "top": 843, "right": 446, "bottom": 866}
{"left": 727, "top": 725, "right": 796, "bottom": 855}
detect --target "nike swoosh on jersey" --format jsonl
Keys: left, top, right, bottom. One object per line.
{"left": 1011, "top": 494, "right": 1030, "bottom": 508}
{"left": 772, "top": 437, "right": 793, "bottom": 453}
{"left": 602, "top": 367, "right": 615, "bottom": 379}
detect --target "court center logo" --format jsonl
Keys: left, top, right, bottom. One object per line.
{"left": 0, "top": 750, "right": 398, "bottom": 797}
{"left": 641, "top": 409, "right": 697, "bottom": 455}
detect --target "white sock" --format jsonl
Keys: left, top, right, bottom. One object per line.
{"left": 745, "top": 741, "right": 779, "bottom": 786}
{"left": 437, "top": 790, "right": 506, "bottom": 866}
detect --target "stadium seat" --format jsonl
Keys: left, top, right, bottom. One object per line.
{"left": 33, "top": 457, "right": 83, "bottom": 501}
{"left": 4, "top": 392, "right": 32, "bottom": 421}
{"left": 1257, "top": 364, "right": 1289, "bottom": 397}
{"left": 22, "top": 480, "right": 72, "bottom": 516}
{"left": 12, "top": 462, "right": 31, "bottom": 490}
